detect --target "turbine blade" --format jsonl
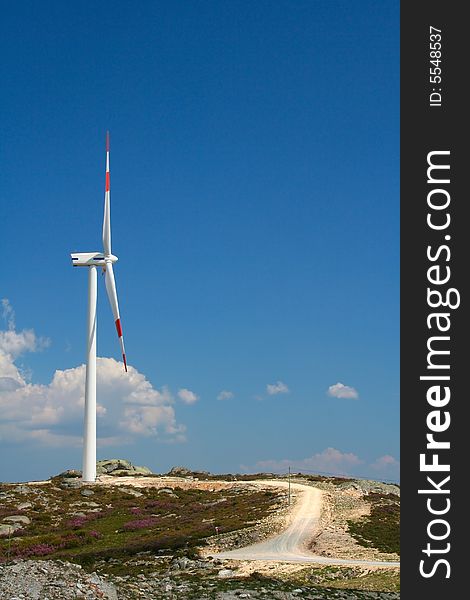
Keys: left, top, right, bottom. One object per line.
{"left": 104, "top": 261, "right": 127, "bottom": 371}
{"left": 102, "top": 131, "right": 111, "bottom": 256}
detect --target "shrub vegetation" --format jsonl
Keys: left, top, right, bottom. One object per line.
{"left": 347, "top": 493, "right": 400, "bottom": 555}
{"left": 0, "top": 482, "right": 281, "bottom": 563}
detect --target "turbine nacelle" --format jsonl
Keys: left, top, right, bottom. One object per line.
{"left": 71, "top": 252, "right": 118, "bottom": 267}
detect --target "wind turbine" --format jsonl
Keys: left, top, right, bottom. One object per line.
{"left": 70, "top": 132, "right": 127, "bottom": 482}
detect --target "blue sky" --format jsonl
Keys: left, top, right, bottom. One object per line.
{"left": 0, "top": 1, "right": 399, "bottom": 483}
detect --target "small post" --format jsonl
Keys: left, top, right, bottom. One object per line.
{"left": 7, "top": 528, "right": 12, "bottom": 561}
{"left": 288, "top": 466, "right": 291, "bottom": 505}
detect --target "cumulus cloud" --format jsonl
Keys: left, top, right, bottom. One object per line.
{"left": 242, "top": 449, "right": 400, "bottom": 481}
{"left": 0, "top": 300, "right": 50, "bottom": 361}
{"left": 0, "top": 328, "right": 50, "bottom": 360}
{"left": 371, "top": 455, "right": 400, "bottom": 473}
{"left": 122, "top": 404, "right": 185, "bottom": 440}
{"left": 0, "top": 357, "right": 186, "bottom": 446}
{"left": 217, "top": 390, "right": 234, "bottom": 400}
{"left": 0, "top": 377, "right": 22, "bottom": 392}
{"left": 177, "top": 388, "right": 199, "bottom": 405}
{"left": 266, "top": 381, "right": 289, "bottom": 395}
{"left": 0, "top": 321, "right": 49, "bottom": 388}
{"left": 327, "top": 382, "right": 359, "bottom": 399}
{"left": 242, "top": 447, "right": 363, "bottom": 477}
{"left": 0, "top": 305, "right": 186, "bottom": 446}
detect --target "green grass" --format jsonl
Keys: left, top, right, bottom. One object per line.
{"left": 347, "top": 493, "right": 400, "bottom": 555}
{"left": 324, "top": 570, "right": 400, "bottom": 593}
{"left": 283, "top": 565, "right": 400, "bottom": 593}
{"left": 0, "top": 482, "right": 281, "bottom": 564}
{"left": 0, "top": 480, "right": 400, "bottom": 594}
{"left": 88, "top": 558, "right": 399, "bottom": 597}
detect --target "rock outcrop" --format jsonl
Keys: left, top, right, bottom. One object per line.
{"left": 0, "top": 560, "right": 118, "bottom": 599}
{"left": 337, "top": 480, "right": 400, "bottom": 496}
{"left": 167, "top": 466, "right": 209, "bottom": 477}
{"left": 96, "top": 459, "right": 153, "bottom": 476}
{"left": 56, "top": 459, "right": 154, "bottom": 481}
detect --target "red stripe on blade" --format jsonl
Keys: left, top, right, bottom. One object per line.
{"left": 115, "top": 318, "right": 123, "bottom": 338}
{"left": 123, "top": 354, "right": 128, "bottom": 372}
{"left": 106, "top": 172, "right": 110, "bottom": 191}
{"left": 106, "top": 131, "right": 110, "bottom": 152}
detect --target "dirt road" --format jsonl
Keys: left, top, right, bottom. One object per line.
{"left": 215, "top": 480, "right": 400, "bottom": 568}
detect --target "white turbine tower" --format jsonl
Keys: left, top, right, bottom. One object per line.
{"left": 71, "top": 132, "right": 127, "bottom": 482}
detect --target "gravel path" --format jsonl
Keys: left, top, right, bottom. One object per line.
{"left": 216, "top": 481, "right": 400, "bottom": 568}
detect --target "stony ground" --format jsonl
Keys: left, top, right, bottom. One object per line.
{"left": 0, "top": 557, "right": 400, "bottom": 599}
{"left": 0, "top": 465, "right": 400, "bottom": 598}
{"left": 302, "top": 480, "right": 400, "bottom": 563}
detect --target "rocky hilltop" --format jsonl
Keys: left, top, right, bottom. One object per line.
{"left": 0, "top": 463, "right": 400, "bottom": 599}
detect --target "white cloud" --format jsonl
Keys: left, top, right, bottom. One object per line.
{"left": 0, "top": 329, "right": 50, "bottom": 359}
{"left": 0, "top": 352, "right": 24, "bottom": 385}
{"left": 0, "top": 377, "right": 22, "bottom": 392}
{"left": 1, "top": 298, "right": 15, "bottom": 331}
{"left": 217, "top": 390, "right": 234, "bottom": 400}
{"left": 371, "top": 455, "right": 400, "bottom": 472}
{"left": 0, "top": 357, "right": 186, "bottom": 446}
{"left": 0, "top": 323, "right": 50, "bottom": 388}
{"left": 122, "top": 405, "right": 185, "bottom": 439}
{"left": 0, "top": 300, "right": 50, "bottom": 362}
{"left": 177, "top": 388, "right": 199, "bottom": 405}
{"left": 242, "top": 449, "right": 400, "bottom": 481}
{"left": 0, "top": 305, "right": 186, "bottom": 447}
{"left": 327, "top": 382, "right": 359, "bottom": 399}
{"left": 242, "top": 447, "right": 363, "bottom": 477}
{"left": 266, "top": 381, "right": 289, "bottom": 396}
